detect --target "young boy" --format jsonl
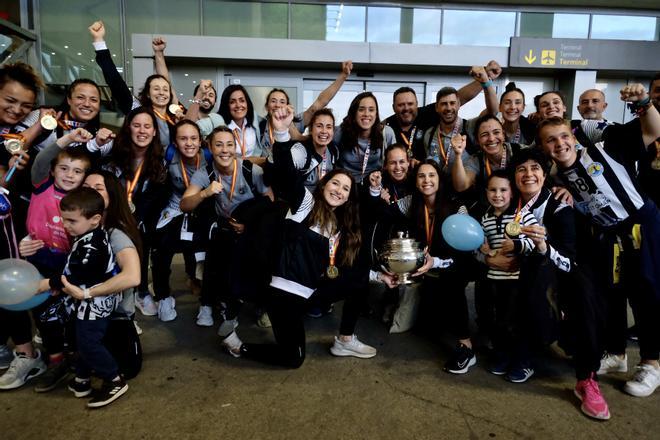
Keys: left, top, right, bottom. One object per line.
{"left": 26, "top": 128, "right": 93, "bottom": 393}
{"left": 477, "top": 169, "right": 538, "bottom": 383}
{"left": 538, "top": 83, "right": 660, "bottom": 398}
{"left": 49, "top": 187, "right": 127, "bottom": 408}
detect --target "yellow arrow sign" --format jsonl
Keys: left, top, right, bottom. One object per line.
{"left": 524, "top": 49, "right": 536, "bottom": 64}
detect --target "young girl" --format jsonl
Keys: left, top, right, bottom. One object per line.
{"left": 477, "top": 169, "right": 538, "bottom": 383}
{"left": 499, "top": 83, "right": 536, "bottom": 146}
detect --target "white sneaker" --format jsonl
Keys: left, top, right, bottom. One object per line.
{"left": 135, "top": 294, "right": 158, "bottom": 316}
{"left": 256, "top": 312, "right": 271, "bottom": 328}
{"left": 597, "top": 353, "right": 628, "bottom": 375}
{"left": 624, "top": 364, "right": 660, "bottom": 397}
{"left": 0, "top": 350, "right": 46, "bottom": 390}
{"left": 221, "top": 331, "right": 242, "bottom": 358}
{"left": 133, "top": 320, "right": 143, "bottom": 335}
{"left": 330, "top": 335, "right": 377, "bottom": 359}
{"left": 158, "top": 296, "right": 177, "bottom": 322}
{"left": 0, "top": 345, "right": 13, "bottom": 369}
{"left": 196, "top": 305, "right": 214, "bottom": 327}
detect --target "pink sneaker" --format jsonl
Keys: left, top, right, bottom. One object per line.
{"left": 574, "top": 375, "right": 611, "bottom": 420}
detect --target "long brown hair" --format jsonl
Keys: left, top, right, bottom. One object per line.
{"left": 410, "top": 159, "right": 454, "bottom": 247}
{"left": 110, "top": 106, "right": 166, "bottom": 184}
{"left": 339, "top": 92, "right": 384, "bottom": 153}
{"left": 308, "top": 169, "right": 361, "bottom": 266}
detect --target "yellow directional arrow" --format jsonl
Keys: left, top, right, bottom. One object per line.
{"left": 524, "top": 49, "right": 536, "bottom": 65}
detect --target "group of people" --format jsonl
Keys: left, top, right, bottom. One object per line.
{"left": 0, "top": 20, "right": 658, "bottom": 420}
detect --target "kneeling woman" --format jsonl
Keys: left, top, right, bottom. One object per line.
{"left": 233, "top": 169, "right": 377, "bottom": 368}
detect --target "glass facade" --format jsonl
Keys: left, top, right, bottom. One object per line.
{"left": 202, "top": 1, "right": 288, "bottom": 39}
{"left": 442, "top": 10, "right": 516, "bottom": 46}
{"left": 33, "top": 0, "right": 660, "bottom": 88}
{"left": 367, "top": 7, "right": 400, "bottom": 43}
{"left": 591, "top": 15, "right": 658, "bottom": 41}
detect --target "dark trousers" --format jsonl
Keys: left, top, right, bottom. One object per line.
{"left": 483, "top": 278, "right": 529, "bottom": 364}
{"left": 598, "top": 226, "right": 660, "bottom": 361}
{"left": 138, "top": 228, "right": 152, "bottom": 294}
{"left": 76, "top": 318, "right": 118, "bottom": 381}
{"left": 419, "top": 273, "right": 470, "bottom": 341}
{"left": 520, "top": 256, "right": 604, "bottom": 380}
{"left": 0, "top": 309, "right": 33, "bottom": 346}
{"left": 241, "top": 277, "right": 367, "bottom": 369}
{"left": 200, "top": 226, "right": 267, "bottom": 318}
{"left": 151, "top": 216, "right": 200, "bottom": 301}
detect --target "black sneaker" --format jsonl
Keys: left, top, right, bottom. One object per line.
{"left": 87, "top": 378, "right": 128, "bottom": 408}
{"left": 67, "top": 377, "right": 92, "bottom": 398}
{"left": 444, "top": 344, "right": 477, "bottom": 374}
{"left": 34, "top": 358, "right": 71, "bottom": 393}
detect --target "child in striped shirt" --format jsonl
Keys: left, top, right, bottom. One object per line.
{"left": 477, "top": 169, "right": 538, "bottom": 383}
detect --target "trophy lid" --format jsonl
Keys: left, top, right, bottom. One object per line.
{"left": 383, "top": 231, "right": 423, "bottom": 252}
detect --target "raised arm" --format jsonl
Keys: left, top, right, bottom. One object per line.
{"left": 152, "top": 37, "right": 179, "bottom": 106}
{"left": 89, "top": 21, "right": 136, "bottom": 115}
{"left": 457, "top": 60, "right": 502, "bottom": 105}
{"left": 470, "top": 66, "right": 498, "bottom": 116}
{"left": 621, "top": 83, "right": 660, "bottom": 147}
{"left": 449, "top": 134, "right": 476, "bottom": 192}
{"left": 301, "top": 60, "right": 352, "bottom": 126}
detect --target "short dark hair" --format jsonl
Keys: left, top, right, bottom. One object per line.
{"left": 510, "top": 147, "right": 550, "bottom": 176}
{"left": 309, "top": 108, "right": 335, "bottom": 128}
{"left": 436, "top": 87, "right": 459, "bottom": 103}
{"left": 60, "top": 187, "right": 105, "bottom": 218}
{"left": 486, "top": 168, "right": 513, "bottom": 186}
{"left": 536, "top": 90, "right": 567, "bottom": 112}
{"left": 207, "top": 125, "right": 233, "bottom": 145}
{"left": 50, "top": 149, "right": 92, "bottom": 172}
{"left": 393, "top": 87, "right": 417, "bottom": 101}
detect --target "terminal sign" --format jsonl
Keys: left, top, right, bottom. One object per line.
{"left": 509, "top": 38, "right": 660, "bottom": 71}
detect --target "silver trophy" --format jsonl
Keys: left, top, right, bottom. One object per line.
{"left": 378, "top": 231, "right": 426, "bottom": 284}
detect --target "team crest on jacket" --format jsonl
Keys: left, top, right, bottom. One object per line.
{"left": 587, "top": 162, "right": 604, "bottom": 177}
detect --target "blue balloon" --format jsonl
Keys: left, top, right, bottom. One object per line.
{"left": 1, "top": 292, "right": 50, "bottom": 311}
{"left": 441, "top": 214, "right": 485, "bottom": 251}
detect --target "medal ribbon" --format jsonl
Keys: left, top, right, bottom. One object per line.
{"left": 233, "top": 128, "right": 247, "bottom": 158}
{"left": 1, "top": 133, "right": 25, "bottom": 142}
{"left": 328, "top": 232, "right": 341, "bottom": 267}
{"left": 511, "top": 125, "right": 522, "bottom": 144}
{"left": 424, "top": 205, "right": 435, "bottom": 249}
{"left": 400, "top": 127, "right": 416, "bottom": 156}
{"left": 317, "top": 150, "right": 328, "bottom": 181}
{"left": 436, "top": 130, "right": 449, "bottom": 166}
{"left": 180, "top": 154, "right": 201, "bottom": 189}
{"left": 359, "top": 142, "right": 371, "bottom": 179}
{"left": 126, "top": 160, "right": 144, "bottom": 204}
{"left": 267, "top": 121, "right": 274, "bottom": 147}
{"left": 153, "top": 109, "right": 175, "bottom": 126}
{"left": 227, "top": 158, "right": 238, "bottom": 201}
{"left": 484, "top": 145, "right": 507, "bottom": 177}
{"left": 655, "top": 140, "right": 660, "bottom": 162}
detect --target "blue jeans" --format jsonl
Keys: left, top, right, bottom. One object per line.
{"left": 76, "top": 318, "right": 118, "bottom": 381}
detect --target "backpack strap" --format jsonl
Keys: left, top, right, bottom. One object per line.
{"left": 164, "top": 143, "right": 177, "bottom": 164}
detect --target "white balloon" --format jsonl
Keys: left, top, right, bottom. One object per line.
{"left": 0, "top": 259, "right": 42, "bottom": 305}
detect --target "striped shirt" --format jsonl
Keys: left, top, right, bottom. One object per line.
{"left": 480, "top": 208, "right": 538, "bottom": 280}
{"left": 557, "top": 141, "right": 646, "bottom": 228}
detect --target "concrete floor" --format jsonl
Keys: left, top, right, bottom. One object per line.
{"left": 1, "top": 259, "right": 658, "bottom": 440}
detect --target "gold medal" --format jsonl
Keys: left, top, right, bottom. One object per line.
{"left": 326, "top": 265, "right": 339, "bottom": 279}
{"left": 5, "top": 138, "right": 23, "bottom": 154}
{"left": 505, "top": 221, "right": 521, "bottom": 238}
{"left": 168, "top": 104, "right": 182, "bottom": 115}
{"left": 651, "top": 158, "right": 660, "bottom": 171}
{"left": 40, "top": 115, "right": 58, "bottom": 130}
